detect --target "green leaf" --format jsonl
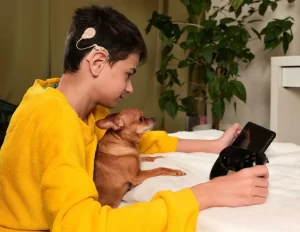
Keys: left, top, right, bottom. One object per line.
{"left": 156, "top": 70, "right": 168, "bottom": 84}
{"left": 190, "top": 0, "right": 211, "bottom": 14}
{"left": 181, "top": 96, "right": 197, "bottom": 115}
{"left": 248, "top": 19, "right": 263, "bottom": 24}
{"left": 220, "top": 17, "right": 235, "bottom": 25}
{"left": 200, "top": 19, "right": 217, "bottom": 29}
{"left": 205, "top": 67, "right": 215, "bottom": 83}
{"left": 229, "top": 80, "right": 247, "bottom": 103}
{"left": 162, "top": 45, "right": 173, "bottom": 57}
{"left": 229, "top": 0, "right": 244, "bottom": 11}
{"left": 159, "top": 90, "right": 179, "bottom": 119}
{"left": 186, "top": 32, "right": 197, "bottom": 47}
{"left": 180, "top": 0, "right": 190, "bottom": 8}
{"left": 264, "top": 38, "right": 281, "bottom": 50}
{"left": 241, "top": 29, "right": 249, "bottom": 43}
{"left": 271, "top": 2, "right": 278, "bottom": 11}
{"left": 258, "top": 3, "right": 268, "bottom": 16}
{"left": 167, "top": 69, "right": 181, "bottom": 87}
{"left": 208, "top": 77, "right": 225, "bottom": 100}
{"left": 159, "top": 31, "right": 173, "bottom": 46}
{"left": 212, "top": 98, "right": 225, "bottom": 119}
{"left": 288, "top": 0, "right": 295, "bottom": 3}
{"left": 178, "top": 60, "right": 189, "bottom": 68}
{"left": 282, "top": 32, "right": 292, "bottom": 54}
{"left": 282, "top": 20, "right": 293, "bottom": 31}
{"left": 235, "top": 6, "right": 242, "bottom": 18}
{"left": 180, "top": 42, "right": 188, "bottom": 50}
{"left": 203, "top": 46, "right": 213, "bottom": 63}
{"left": 220, "top": 80, "right": 233, "bottom": 102}
{"left": 229, "top": 62, "right": 239, "bottom": 76}
{"left": 165, "top": 101, "right": 178, "bottom": 119}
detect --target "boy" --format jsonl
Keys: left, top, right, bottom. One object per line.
{"left": 0, "top": 5, "right": 269, "bottom": 232}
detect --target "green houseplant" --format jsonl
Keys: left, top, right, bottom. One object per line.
{"left": 145, "top": 0, "right": 295, "bottom": 129}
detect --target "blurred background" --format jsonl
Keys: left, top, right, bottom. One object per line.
{"left": 0, "top": 0, "right": 299, "bottom": 134}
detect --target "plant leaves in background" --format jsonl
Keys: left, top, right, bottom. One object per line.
{"left": 178, "top": 60, "right": 189, "bottom": 68}
{"left": 203, "top": 46, "right": 213, "bottom": 63}
{"left": 258, "top": 3, "right": 268, "bottom": 16}
{"left": 229, "top": 80, "right": 247, "bottom": 103}
{"left": 229, "top": 0, "right": 243, "bottom": 11}
{"left": 212, "top": 98, "right": 225, "bottom": 119}
{"left": 145, "top": 0, "right": 295, "bottom": 127}
{"left": 165, "top": 101, "right": 178, "bottom": 119}
{"left": 159, "top": 90, "right": 179, "bottom": 119}
{"left": 271, "top": 2, "right": 277, "bottom": 11}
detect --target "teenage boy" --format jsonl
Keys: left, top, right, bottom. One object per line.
{"left": 0, "top": 5, "right": 269, "bottom": 232}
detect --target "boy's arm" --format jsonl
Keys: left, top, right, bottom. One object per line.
{"left": 140, "top": 123, "right": 240, "bottom": 154}
{"left": 41, "top": 120, "right": 199, "bottom": 232}
{"left": 139, "top": 131, "right": 179, "bottom": 154}
{"left": 139, "top": 131, "right": 220, "bottom": 154}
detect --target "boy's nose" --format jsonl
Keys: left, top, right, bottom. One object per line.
{"left": 126, "top": 80, "right": 133, "bottom": 94}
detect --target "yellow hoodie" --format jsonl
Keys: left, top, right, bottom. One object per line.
{"left": 0, "top": 78, "right": 199, "bottom": 232}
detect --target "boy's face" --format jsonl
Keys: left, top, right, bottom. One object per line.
{"left": 89, "top": 53, "right": 140, "bottom": 108}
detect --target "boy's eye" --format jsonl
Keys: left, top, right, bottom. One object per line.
{"left": 126, "top": 72, "right": 133, "bottom": 79}
{"left": 139, "top": 116, "right": 143, "bottom": 122}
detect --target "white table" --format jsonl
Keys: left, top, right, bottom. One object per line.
{"left": 271, "top": 56, "right": 300, "bottom": 146}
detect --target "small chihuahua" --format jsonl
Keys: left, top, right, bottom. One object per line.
{"left": 93, "top": 108, "right": 185, "bottom": 208}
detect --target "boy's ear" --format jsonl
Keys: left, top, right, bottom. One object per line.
{"left": 87, "top": 50, "right": 109, "bottom": 77}
{"left": 96, "top": 114, "right": 124, "bottom": 131}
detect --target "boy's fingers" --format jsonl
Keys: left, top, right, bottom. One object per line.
{"left": 255, "top": 178, "right": 269, "bottom": 188}
{"left": 250, "top": 165, "right": 269, "bottom": 178}
{"left": 253, "top": 187, "right": 269, "bottom": 198}
{"left": 250, "top": 196, "right": 267, "bottom": 205}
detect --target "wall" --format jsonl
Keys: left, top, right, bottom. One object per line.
{"left": 207, "top": 0, "right": 300, "bottom": 129}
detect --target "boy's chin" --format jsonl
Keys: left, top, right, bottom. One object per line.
{"left": 98, "top": 100, "right": 119, "bottom": 109}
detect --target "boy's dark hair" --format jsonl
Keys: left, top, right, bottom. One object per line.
{"left": 63, "top": 5, "right": 147, "bottom": 73}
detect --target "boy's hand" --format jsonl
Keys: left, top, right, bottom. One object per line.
{"left": 214, "top": 123, "right": 241, "bottom": 153}
{"left": 191, "top": 165, "right": 269, "bottom": 210}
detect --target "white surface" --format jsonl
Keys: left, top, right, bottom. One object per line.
{"left": 282, "top": 67, "right": 300, "bottom": 87}
{"left": 271, "top": 56, "right": 300, "bottom": 146}
{"left": 120, "top": 130, "right": 300, "bottom": 232}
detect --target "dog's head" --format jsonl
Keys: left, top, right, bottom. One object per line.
{"left": 96, "top": 108, "right": 155, "bottom": 141}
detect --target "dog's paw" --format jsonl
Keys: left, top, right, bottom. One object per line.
{"left": 162, "top": 168, "right": 186, "bottom": 176}
{"left": 173, "top": 169, "right": 186, "bottom": 176}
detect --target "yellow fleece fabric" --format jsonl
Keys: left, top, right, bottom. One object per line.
{"left": 0, "top": 78, "right": 199, "bottom": 232}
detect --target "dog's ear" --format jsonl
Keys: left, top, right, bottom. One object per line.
{"left": 96, "top": 114, "right": 124, "bottom": 131}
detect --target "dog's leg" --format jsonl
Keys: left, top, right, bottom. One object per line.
{"left": 131, "top": 168, "right": 186, "bottom": 186}
{"left": 140, "top": 156, "right": 164, "bottom": 162}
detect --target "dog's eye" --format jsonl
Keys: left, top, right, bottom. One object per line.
{"left": 139, "top": 116, "right": 143, "bottom": 122}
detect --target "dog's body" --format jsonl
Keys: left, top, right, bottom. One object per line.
{"left": 93, "top": 108, "right": 185, "bottom": 208}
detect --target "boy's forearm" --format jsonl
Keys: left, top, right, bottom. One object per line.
{"left": 176, "top": 138, "right": 221, "bottom": 154}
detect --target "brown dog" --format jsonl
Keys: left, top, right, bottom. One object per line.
{"left": 93, "top": 108, "right": 185, "bottom": 208}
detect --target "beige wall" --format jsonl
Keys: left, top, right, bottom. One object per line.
{"left": 207, "top": 0, "right": 300, "bottom": 129}
{"left": 0, "top": 0, "right": 50, "bottom": 105}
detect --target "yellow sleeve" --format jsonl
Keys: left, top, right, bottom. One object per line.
{"left": 41, "top": 120, "right": 199, "bottom": 232}
{"left": 139, "top": 131, "right": 179, "bottom": 154}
